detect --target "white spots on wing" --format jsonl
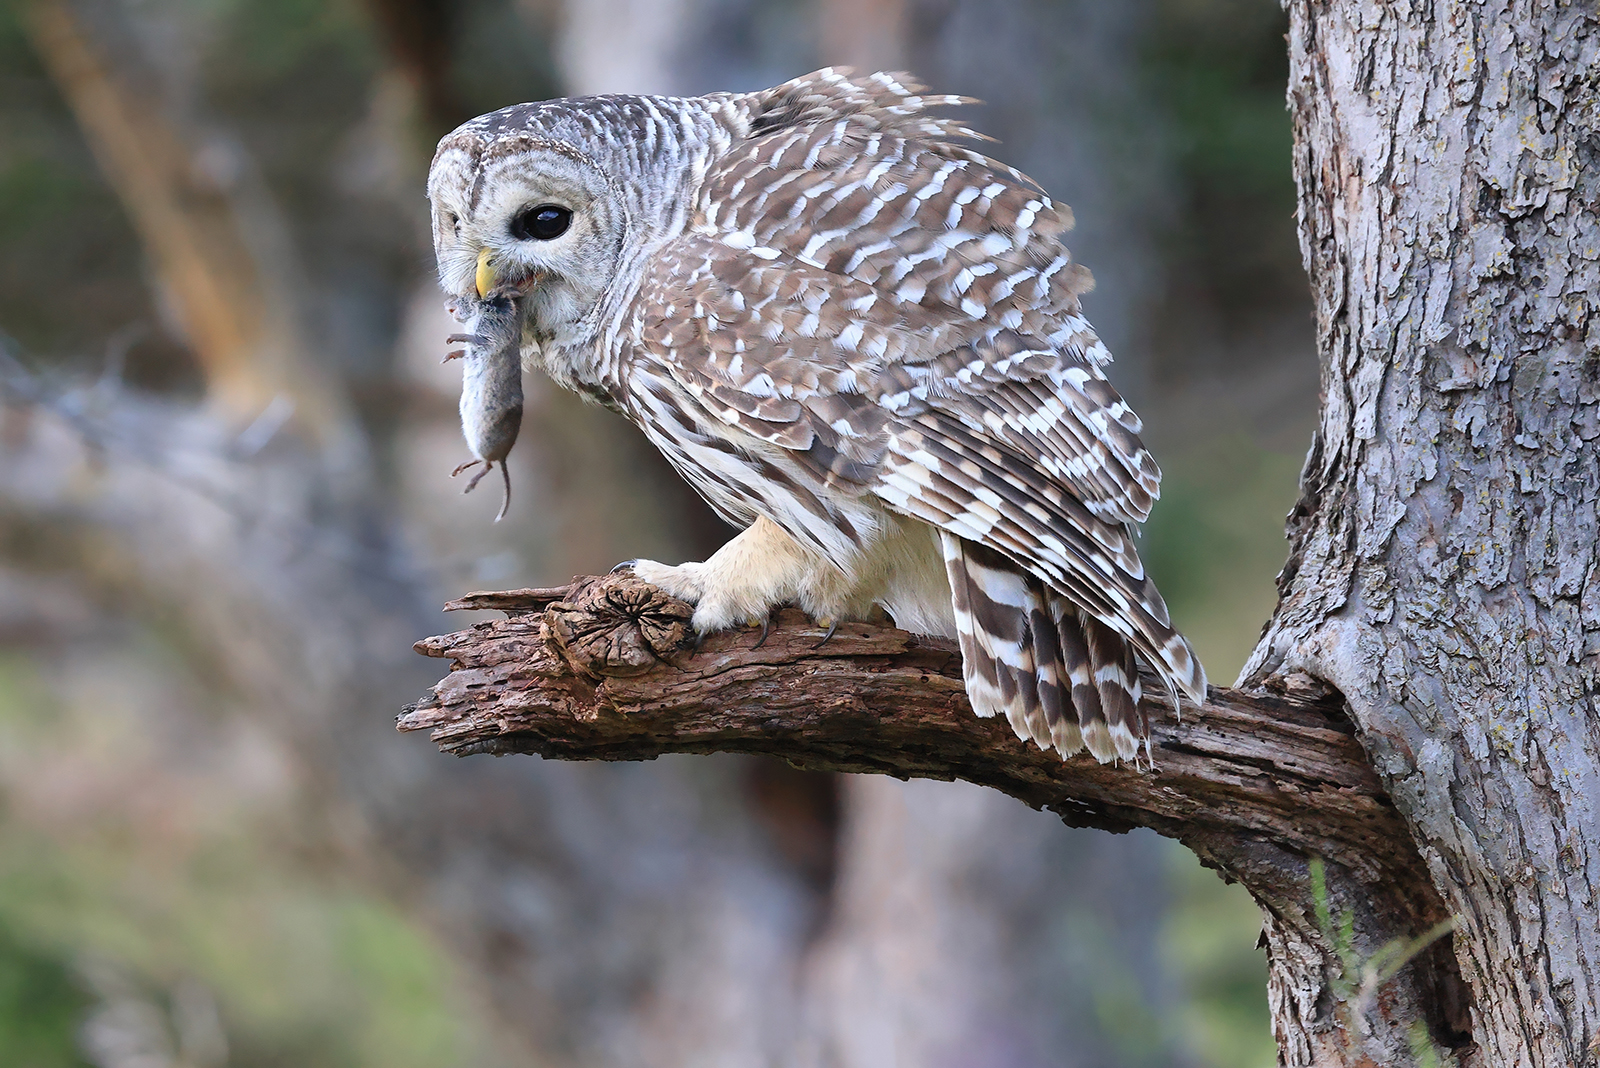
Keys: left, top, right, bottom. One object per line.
{"left": 801, "top": 229, "right": 849, "bottom": 261}
{"left": 978, "top": 232, "right": 1012, "bottom": 257}
{"left": 875, "top": 478, "right": 912, "bottom": 510}
{"left": 844, "top": 239, "right": 895, "bottom": 273}
{"left": 881, "top": 390, "right": 912, "bottom": 413}
{"left": 1020, "top": 396, "right": 1067, "bottom": 435}
{"left": 894, "top": 277, "right": 927, "bottom": 303}
{"left": 968, "top": 482, "right": 1003, "bottom": 510}
{"left": 953, "top": 498, "right": 1002, "bottom": 535}
{"left": 589, "top": 68, "right": 1206, "bottom": 718}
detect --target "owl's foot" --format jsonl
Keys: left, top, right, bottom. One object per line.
{"left": 812, "top": 617, "right": 839, "bottom": 649}
{"left": 621, "top": 559, "right": 709, "bottom": 607}
{"left": 621, "top": 517, "right": 850, "bottom": 640}
{"left": 621, "top": 558, "right": 789, "bottom": 637}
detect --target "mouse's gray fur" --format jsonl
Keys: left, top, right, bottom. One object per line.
{"left": 446, "top": 293, "right": 523, "bottom": 521}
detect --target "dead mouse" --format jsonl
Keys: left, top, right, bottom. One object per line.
{"left": 444, "top": 293, "right": 523, "bottom": 522}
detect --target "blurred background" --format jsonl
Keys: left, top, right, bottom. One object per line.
{"left": 0, "top": 0, "right": 1314, "bottom": 1064}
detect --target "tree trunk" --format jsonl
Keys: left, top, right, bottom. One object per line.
{"left": 405, "top": 4, "right": 1600, "bottom": 1065}
{"left": 1243, "top": 3, "right": 1600, "bottom": 1064}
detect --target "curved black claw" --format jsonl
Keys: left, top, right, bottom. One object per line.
{"left": 811, "top": 620, "right": 839, "bottom": 650}
{"left": 751, "top": 614, "right": 771, "bottom": 650}
{"left": 611, "top": 559, "right": 639, "bottom": 574}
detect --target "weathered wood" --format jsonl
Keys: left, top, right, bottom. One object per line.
{"left": 404, "top": 573, "right": 1464, "bottom": 1066}
{"left": 405, "top": 575, "right": 1384, "bottom": 861}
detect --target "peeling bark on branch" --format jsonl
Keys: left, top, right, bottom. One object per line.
{"left": 403, "top": 575, "right": 1387, "bottom": 863}
{"left": 403, "top": 573, "right": 1467, "bottom": 1066}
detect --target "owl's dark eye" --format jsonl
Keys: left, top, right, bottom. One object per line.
{"left": 511, "top": 204, "right": 572, "bottom": 241}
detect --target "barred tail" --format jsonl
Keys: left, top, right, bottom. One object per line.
{"left": 942, "top": 533, "right": 1166, "bottom": 763}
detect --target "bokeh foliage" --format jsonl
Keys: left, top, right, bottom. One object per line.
{"left": 0, "top": 0, "right": 1307, "bottom": 1064}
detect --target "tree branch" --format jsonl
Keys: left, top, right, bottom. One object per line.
{"left": 401, "top": 573, "right": 1466, "bottom": 1060}
{"left": 402, "top": 576, "right": 1410, "bottom": 885}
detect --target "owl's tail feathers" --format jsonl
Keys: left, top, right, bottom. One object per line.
{"left": 942, "top": 533, "right": 1165, "bottom": 764}
{"left": 1138, "top": 577, "right": 1208, "bottom": 712}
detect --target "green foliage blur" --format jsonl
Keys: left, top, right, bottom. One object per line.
{"left": 0, "top": 918, "right": 90, "bottom": 1068}
{"left": 0, "top": 641, "right": 495, "bottom": 1068}
{"left": 0, "top": 0, "right": 1310, "bottom": 1064}
{"left": 1139, "top": 4, "right": 1313, "bottom": 1068}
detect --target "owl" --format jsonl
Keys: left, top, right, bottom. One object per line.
{"left": 428, "top": 69, "right": 1206, "bottom": 763}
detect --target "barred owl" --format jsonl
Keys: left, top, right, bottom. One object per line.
{"left": 429, "top": 69, "right": 1205, "bottom": 763}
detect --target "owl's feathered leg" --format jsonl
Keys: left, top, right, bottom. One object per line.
{"left": 626, "top": 515, "right": 856, "bottom": 637}
{"left": 942, "top": 533, "right": 1145, "bottom": 764}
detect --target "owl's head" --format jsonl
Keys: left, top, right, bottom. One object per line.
{"left": 428, "top": 126, "right": 632, "bottom": 350}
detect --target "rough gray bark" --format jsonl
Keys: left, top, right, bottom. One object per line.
{"left": 1241, "top": 3, "right": 1600, "bottom": 1066}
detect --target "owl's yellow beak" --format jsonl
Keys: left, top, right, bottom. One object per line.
{"left": 474, "top": 247, "right": 498, "bottom": 299}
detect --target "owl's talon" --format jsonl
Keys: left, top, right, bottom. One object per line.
{"left": 812, "top": 618, "right": 838, "bottom": 650}
{"left": 750, "top": 614, "right": 771, "bottom": 649}
{"left": 612, "top": 560, "right": 639, "bottom": 574}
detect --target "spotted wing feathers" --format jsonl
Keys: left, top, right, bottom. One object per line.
{"left": 619, "top": 69, "right": 1206, "bottom": 760}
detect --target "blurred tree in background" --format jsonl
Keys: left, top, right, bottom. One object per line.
{"left": 0, "top": 0, "right": 1311, "bottom": 1065}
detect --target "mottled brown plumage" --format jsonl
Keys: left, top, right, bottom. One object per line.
{"left": 428, "top": 68, "right": 1205, "bottom": 762}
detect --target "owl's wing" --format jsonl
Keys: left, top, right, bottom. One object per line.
{"left": 624, "top": 101, "right": 1193, "bottom": 693}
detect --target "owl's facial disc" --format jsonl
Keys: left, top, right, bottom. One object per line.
{"left": 428, "top": 141, "right": 624, "bottom": 349}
